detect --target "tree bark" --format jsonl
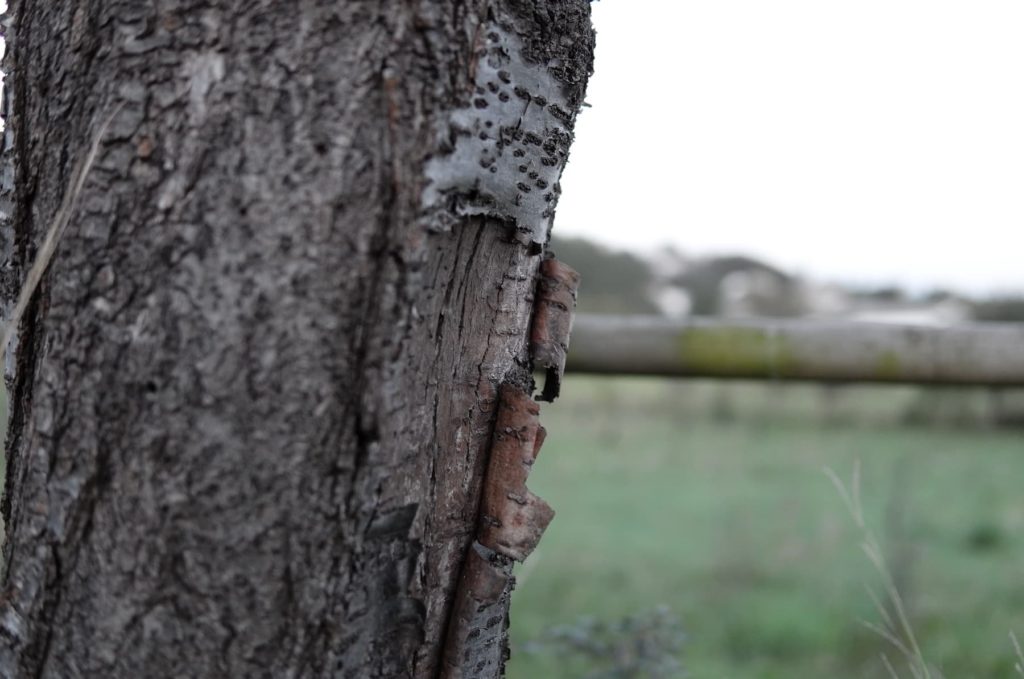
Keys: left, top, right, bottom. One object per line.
{"left": 0, "top": 1, "right": 592, "bottom": 677}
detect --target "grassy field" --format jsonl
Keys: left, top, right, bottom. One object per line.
{"left": 1, "top": 377, "right": 1020, "bottom": 676}
{"left": 508, "top": 377, "right": 1024, "bottom": 678}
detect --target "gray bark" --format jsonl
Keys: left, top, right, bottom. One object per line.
{"left": 0, "top": 1, "right": 593, "bottom": 677}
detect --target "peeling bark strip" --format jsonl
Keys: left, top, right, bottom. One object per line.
{"left": 531, "top": 257, "right": 580, "bottom": 401}
{"left": 439, "top": 259, "right": 578, "bottom": 676}
{"left": 478, "top": 386, "right": 553, "bottom": 561}
{"left": 441, "top": 385, "right": 552, "bottom": 678}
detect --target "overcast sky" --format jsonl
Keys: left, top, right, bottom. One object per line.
{"left": 554, "top": 0, "right": 1024, "bottom": 295}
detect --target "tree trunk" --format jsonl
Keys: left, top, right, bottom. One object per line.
{"left": 0, "top": 1, "right": 592, "bottom": 677}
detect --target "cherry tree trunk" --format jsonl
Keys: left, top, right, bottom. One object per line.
{"left": 0, "top": 1, "right": 592, "bottom": 677}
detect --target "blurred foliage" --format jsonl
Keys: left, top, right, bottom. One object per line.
{"left": 971, "top": 296, "right": 1024, "bottom": 323}
{"left": 548, "top": 236, "right": 659, "bottom": 315}
{"left": 849, "top": 285, "right": 908, "bottom": 303}
{"left": 521, "top": 606, "right": 686, "bottom": 678}
{"left": 901, "top": 387, "right": 1024, "bottom": 430}
{"left": 549, "top": 234, "right": 1024, "bottom": 321}
{"left": 672, "top": 255, "right": 801, "bottom": 317}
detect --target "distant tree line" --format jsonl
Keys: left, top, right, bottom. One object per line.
{"left": 548, "top": 236, "right": 660, "bottom": 314}
{"left": 550, "top": 235, "right": 1024, "bottom": 322}
{"left": 972, "top": 297, "right": 1024, "bottom": 323}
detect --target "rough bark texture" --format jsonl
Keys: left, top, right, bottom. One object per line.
{"left": 0, "top": 1, "right": 592, "bottom": 677}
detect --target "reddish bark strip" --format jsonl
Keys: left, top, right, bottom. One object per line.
{"left": 440, "top": 385, "right": 552, "bottom": 678}
{"left": 530, "top": 257, "right": 581, "bottom": 401}
{"left": 478, "top": 386, "right": 554, "bottom": 562}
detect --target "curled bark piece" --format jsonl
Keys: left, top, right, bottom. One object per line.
{"left": 478, "top": 385, "right": 554, "bottom": 562}
{"left": 440, "top": 542, "right": 515, "bottom": 679}
{"left": 530, "top": 257, "right": 580, "bottom": 401}
{"left": 441, "top": 385, "right": 557, "bottom": 678}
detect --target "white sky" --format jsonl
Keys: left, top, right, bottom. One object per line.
{"left": 554, "top": 0, "right": 1024, "bottom": 295}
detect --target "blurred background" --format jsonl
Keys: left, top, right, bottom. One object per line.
{"left": 509, "top": 1, "right": 1024, "bottom": 677}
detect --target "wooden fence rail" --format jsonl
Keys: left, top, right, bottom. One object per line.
{"left": 566, "top": 314, "right": 1024, "bottom": 386}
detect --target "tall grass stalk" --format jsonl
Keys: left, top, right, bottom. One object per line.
{"left": 824, "top": 461, "right": 937, "bottom": 679}
{"left": 0, "top": 103, "right": 122, "bottom": 351}
{"left": 1010, "top": 630, "right": 1024, "bottom": 676}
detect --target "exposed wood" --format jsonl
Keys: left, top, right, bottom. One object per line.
{"left": 441, "top": 254, "right": 576, "bottom": 677}
{"left": 568, "top": 314, "right": 1024, "bottom": 386}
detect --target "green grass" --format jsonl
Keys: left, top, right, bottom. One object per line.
{"left": 508, "top": 377, "right": 1024, "bottom": 678}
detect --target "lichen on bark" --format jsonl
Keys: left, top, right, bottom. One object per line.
{"left": 422, "top": 3, "right": 595, "bottom": 250}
